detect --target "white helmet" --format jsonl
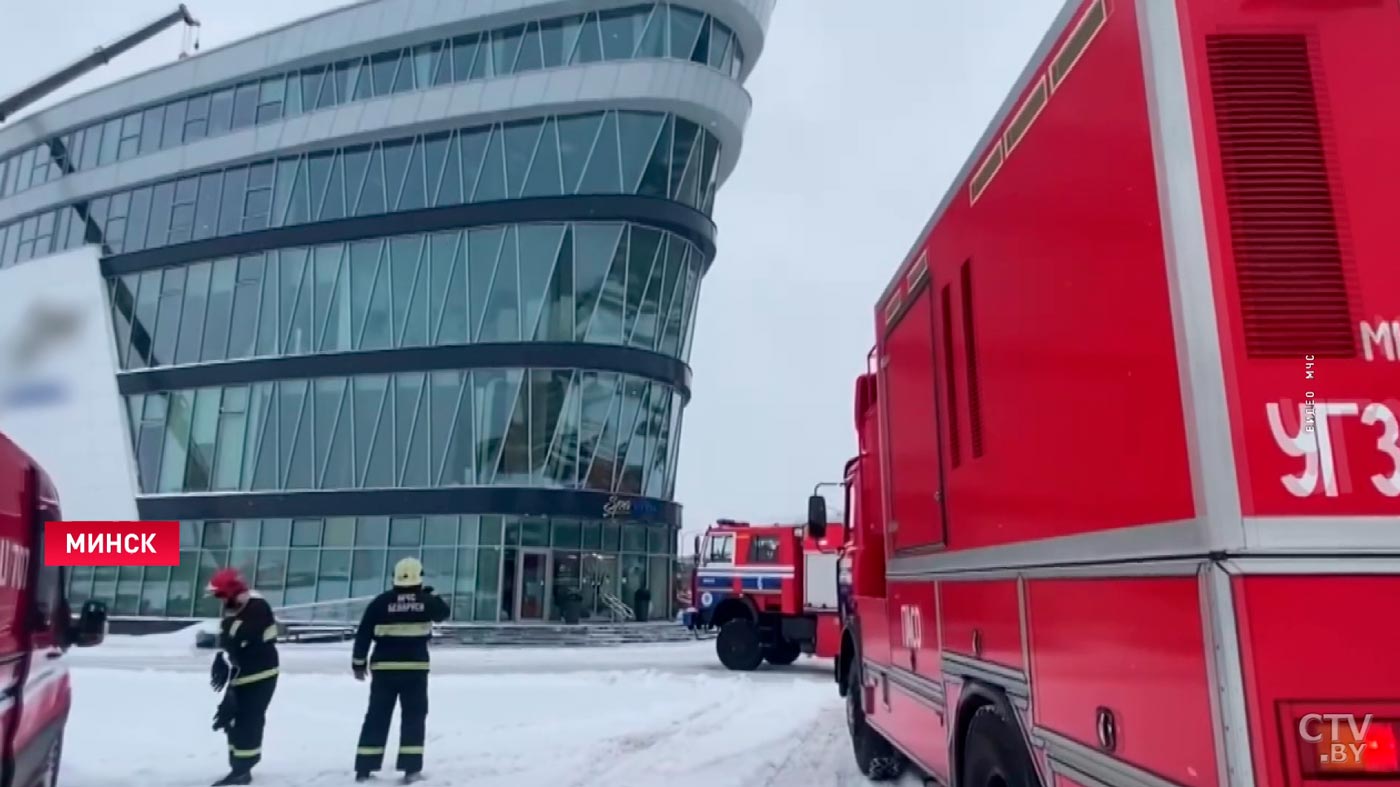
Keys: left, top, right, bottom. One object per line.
{"left": 393, "top": 557, "right": 423, "bottom": 588}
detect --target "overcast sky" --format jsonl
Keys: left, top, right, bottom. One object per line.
{"left": 0, "top": 0, "right": 1067, "bottom": 551}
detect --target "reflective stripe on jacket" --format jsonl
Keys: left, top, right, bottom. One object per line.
{"left": 352, "top": 588, "right": 450, "bottom": 670}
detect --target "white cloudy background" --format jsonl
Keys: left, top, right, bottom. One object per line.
{"left": 0, "top": 0, "right": 1067, "bottom": 549}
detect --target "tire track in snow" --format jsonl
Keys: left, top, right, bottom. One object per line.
{"left": 559, "top": 676, "right": 752, "bottom": 787}
{"left": 551, "top": 675, "right": 847, "bottom": 787}
{"left": 748, "top": 705, "right": 849, "bottom": 787}
{"left": 744, "top": 704, "right": 928, "bottom": 787}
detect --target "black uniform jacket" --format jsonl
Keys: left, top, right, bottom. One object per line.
{"left": 219, "top": 593, "right": 280, "bottom": 685}
{"left": 352, "top": 587, "right": 450, "bottom": 672}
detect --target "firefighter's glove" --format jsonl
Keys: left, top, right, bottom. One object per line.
{"left": 352, "top": 663, "right": 367, "bottom": 682}
{"left": 210, "top": 653, "right": 230, "bottom": 692}
{"left": 212, "top": 692, "right": 238, "bottom": 732}
{"left": 421, "top": 586, "right": 434, "bottom": 594}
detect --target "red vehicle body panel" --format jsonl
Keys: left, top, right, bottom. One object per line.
{"left": 1027, "top": 577, "right": 1218, "bottom": 787}
{"left": 0, "top": 432, "right": 81, "bottom": 787}
{"left": 1174, "top": 0, "right": 1400, "bottom": 518}
{"left": 1235, "top": 576, "right": 1400, "bottom": 787}
{"left": 939, "top": 580, "right": 1021, "bottom": 671}
{"left": 813, "top": 612, "right": 842, "bottom": 661}
{"left": 883, "top": 678, "right": 951, "bottom": 777}
{"left": 833, "top": 1, "right": 1400, "bottom": 786}
{"left": 875, "top": 0, "right": 1194, "bottom": 557}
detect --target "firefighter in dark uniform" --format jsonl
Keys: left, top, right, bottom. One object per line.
{"left": 207, "top": 567, "right": 280, "bottom": 786}
{"left": 352, "top": 557, "right": 450, "bottom": 783}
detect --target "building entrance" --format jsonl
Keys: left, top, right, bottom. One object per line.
{"left": 515, "top": 549, "right": 551, "bottom": 621}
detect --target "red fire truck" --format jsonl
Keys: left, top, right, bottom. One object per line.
{"left": 0, "top": 433, "right": 108, "bottom": 787}
{"left": 693, "top": 520, "right": 845, "bottom": 670}
{"left": 809, "top": 1, "right": 1400, "bottom": 786}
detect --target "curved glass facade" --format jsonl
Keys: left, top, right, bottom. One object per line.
{"left": 1, "top": 110, "right": 719, "bottom": 267}
{"left": 111, "top": 222, "right": 704, "bottom": 371}
{"left": 66, "top": 514, "right": 677, "bottom": 622}
{"left": 0, "top": 2, "right": 744, "bottom": 201}
{"left": 6, "top": 0, "right": 769, "bottom": 624}
{"left": 126, "top": 368, "right": 683, "bottom": 497}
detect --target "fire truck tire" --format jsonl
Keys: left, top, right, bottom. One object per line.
{"left": 39, "top": 732, "right": 62, "bottom": 787}
{"left": 717, "top": 619, "right": 763, "bottom": 671}
{"left": 961, "top": 704, "right": 1035, "bottom": 787}
{"left": 764, "top": 640, "right": 801, "bottom": 666}
{"left": 846, "top": 667, "right": 904, "bottom": 781}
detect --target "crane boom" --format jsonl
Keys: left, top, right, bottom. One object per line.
{"left": 0, "top": 4, "right": 201, "bottom": 124}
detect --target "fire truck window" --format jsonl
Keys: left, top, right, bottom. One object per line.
{"left": 705, "top": 534, "right": 734, "bottom": 564}
{"left": 748, "top": 536, "right": 781, "bottom": 564}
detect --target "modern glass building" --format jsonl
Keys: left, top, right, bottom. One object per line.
{"left": 0, "top": 0, "right": 772, "bottom": 623}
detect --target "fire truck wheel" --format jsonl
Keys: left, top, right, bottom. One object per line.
{"left": 764, "top": 640, "right": 801, "bottom": 666}
{"left": 846, "top": 666, "right": 904, "bottom": 781}
{"left": 39, "top": 732, "right": 62, "bottom": 787}
{"left": 717, "top": 619, "right": 763, "bottom": 671}
{"left": 961, "top": 704, "right": 1035, "bottom": 787}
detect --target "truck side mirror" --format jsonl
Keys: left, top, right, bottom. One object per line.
{"left": 807, "top": 495, "right": 828, "bottom": 539}
{"left": 692, "top": 535, "right": 700, "bottom": 559}
{"left": 70, "top": 599, "right": 108, "bottom": 648}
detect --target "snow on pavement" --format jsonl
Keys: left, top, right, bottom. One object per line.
{"left": 62, "top": 633, "right": 923, "bottom": 787}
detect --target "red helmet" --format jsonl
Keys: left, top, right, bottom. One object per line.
{"left": 207, "top": 568, "right": 248, "bottom": 600}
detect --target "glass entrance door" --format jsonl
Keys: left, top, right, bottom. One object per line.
{"left": 516, "top": 550, "right": 551, "bottom": 621}
{"left": 582, "top": 554, "right": 619, "bottom": 620}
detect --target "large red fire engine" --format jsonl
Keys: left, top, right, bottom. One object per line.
{"left": 809, "top": 1, "right": 1400, "bottom": 786}
{"left": 693, "top": 520, "right": 844, "bottom": 670}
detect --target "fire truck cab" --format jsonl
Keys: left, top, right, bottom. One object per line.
{"left": 694, "top": 520, "right": 845, "bottom": 671}
{"left": 0, "top": 432, "right": 107, "bottom": 787}
{"left": 809, "top": 0, "right": 1400, "bottom": 786}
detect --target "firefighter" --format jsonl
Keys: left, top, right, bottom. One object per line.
{"left": 207, "top": 567, "right": 280, "bottom": 786}
{"left": 351, "top": 557, "right": 450, "bottom": 783}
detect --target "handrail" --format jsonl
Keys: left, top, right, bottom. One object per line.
{"left": 598, "top": 589, "right": 635, "bottom": 622}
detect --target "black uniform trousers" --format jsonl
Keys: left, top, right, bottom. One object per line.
{"left": 355, "top": 670, "right": 428, "bottom": 774}
{"left": 225, "top": 675, "right": 278, "bottom": 773}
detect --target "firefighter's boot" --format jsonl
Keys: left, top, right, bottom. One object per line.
{"left": 210, "top": 771, "right": 253, "bottom": 786}
{"left": 402, "top": 773, "right": 424, "bottom": 784}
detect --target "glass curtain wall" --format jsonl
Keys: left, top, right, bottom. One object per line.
{"left": 0, "top": 109, "right": 721, "bottom": 266}
{"left": 0, "top": 2, "right": 744, "bottom": 204}
{"left": 67, "top": 515, "right": 677, "bottom": 623}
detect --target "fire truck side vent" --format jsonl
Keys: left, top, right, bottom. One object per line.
{"left": 1206, "top": 34, "right": 1356, "bottom": 359}
{"left": 968, "top": 142, "right": 1004, "bottom": 204}
{"left": 940, "top": 283, "right": 962, "bottom": 469}
{"left": 1050, "top": 0, "right": 1108, "bottom": 91}
{"left": 1004, "top": 76, "right": 1049, "bottom": 154}
{"left": 907, "top": 252, "right": 929, "bottom": 290}
{"left": 884, "top": 292, "right": 903, "bottom": 326}
{"left": 960, "top": 260, "right": 984, "bottom": 458}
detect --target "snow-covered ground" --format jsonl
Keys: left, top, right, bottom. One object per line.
{"left": 61, "top": 629, "right": 921, "bottom": 787}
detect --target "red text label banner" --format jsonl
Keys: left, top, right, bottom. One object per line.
{"left": 44, "top": 521, "right": 180, "bottom": 567}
